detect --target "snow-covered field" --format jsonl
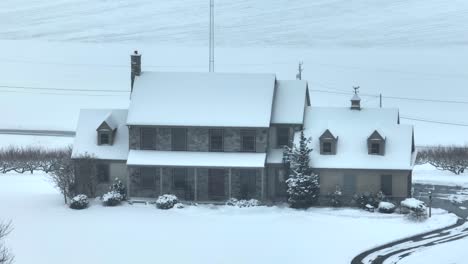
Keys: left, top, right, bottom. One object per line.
{"left": 0, "top": 173, "right": 458, "bottom": 264}
{"left": 0, "top": 134, "right": 72, "bottom": 149}
{"left": 0, "top": 0, "right": 467, "bottom": 47}
{"left": 414, "top": 163, "right": 468, "bottom": 187}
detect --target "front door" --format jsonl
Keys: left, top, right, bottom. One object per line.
{"left": 208, "top": 169, "right": 226, "bottom": 200}
{"left": 343, "top": 174, "right": 356, "bottom": 196}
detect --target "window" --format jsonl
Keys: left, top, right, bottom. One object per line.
{"left": 209, "top": 129, "right": 224, "bottom": 152}
{"left": 140, "top": 168, "right": 156, "bottom": 188}
{"left": 277, "top": 127, "right": 290, "bottom": 147}
{"left": 322, "top": 142, "right": 332, "bottom": 154}
{"left": 239, "top": 169, "right": 257, "bottom": 199}
{"left": 381, "top": 175, "right": 393, "bottom": 196}
{"left": 99, "top": 132, "right": 110, "bottom": 145}
{"left": 172, "top": 128, "right": 187, "bottom": 151}
{"left": 370, "top": 143, "right": 380, "bottom": 155}
{"left": 97, "top": 164, "right": 110, "bottom": 183}
{"left": 172, "top": 168, "right": 187, "bottom": 190}
{"left": 208, "top": 169, "right": 226, "bottom": 199}
{"left": 141, "top": 128, "right": 156, "bottom": 150}
{"left": 241, "top": 130, "right": 256, "bottom": 152}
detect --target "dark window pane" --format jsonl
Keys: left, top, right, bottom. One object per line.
{"left": 100, "top": 133, "right": 110, "bottom": 145}
{"left": 172, "top": 128, "right": 187, "bottom": 151}
{"left": 241, "top": 130, "right": 256, "bottom": 152}
{"left": 209, "top": 129, "right": 224, "bottom": 152}
{"left": 140, "top": 167, "right": 156, "bottom": 188}
{"left": 208, "top": 169, "right": 226, "bottom": 199}
{"left": 173, "top": 168, "right": 187, "bottom": 189}
{"left": 141, "top": 128, "right": 156, "bottom": 150}
{"left": 277, "top": 127, "right": 290, "bottom": 146}
{"left": 323, "top": 142, "right": 332, "bottom": 153}
{"left": 371, "top": 143, "right": 380, "bottom": 154}
{"left": 239, "top": 169, "right": 257, "bottom": 199}
{"left": 97, "top": 164, "right": 110, "bottom": 183}
{"left": 381, "top": 175, "right": 393, "bottom": 196}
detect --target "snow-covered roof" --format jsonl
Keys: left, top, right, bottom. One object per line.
{"left": 72, "top": 109, "right": 128, "bottom": 160}
{"left": 127, "top": 72, "right": 276, "bottom": 127}
{"left": 271, "top": 80, "right": 308, "bottom": 124}
{"left": 297, "top": 107, "right": 414, "bottom": 170}
{"left": 127, "top": 150, "right": 266, "bottom": 168}
{"left": 101, "top": 112, "right": 118, "bottom": 130}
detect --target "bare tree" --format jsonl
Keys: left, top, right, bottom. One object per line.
{"left": 47, "top": 147, "right": 76, "bottom": 204}
{"left": 0, "top": 221, "right": 13, "bottom": 264}
{"left": 419, "top": 145, "right": 468, "bottom": 175}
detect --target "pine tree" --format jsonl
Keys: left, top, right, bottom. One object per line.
{"left": 284, "top": 130, "right": 320, "bottom": 208}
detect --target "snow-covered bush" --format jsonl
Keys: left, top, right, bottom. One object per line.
{"left": 378, "top": 201, "right": 396, "bottom": 214}
{"left": 102, "top": 191, "right": 123, "bottom": 207}
{"left": 109, "top": 178, "right": 126, "bottom": 200}
{"left": 226, "top": 198, "right": 260, "bottom": 208}
{"left": 327, "top": 186, "right": 343, "bottom": 207}
{"left": 156, "top": 194, "right": 179, "bottom": 209}
{"left": 353, "top": 192, "right": 381, "bottom": 209}
{"left": 401, "top": 198, "right": 428, "bottom": 221}
{"left": 174, "top": 203, "right": 185, "bottom": 209}
{"left": 69, "top": 194, "right": 88, "bottom": 210}
{"left": 283, "top": 131, "right": 320, "bottom": 208}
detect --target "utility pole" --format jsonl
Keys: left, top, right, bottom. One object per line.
{"left": 296, "top": 61, "right": 303, "bottom": 80}
{"left": 380, "top": 93, "right": 382, "bottom": 108}
{"left": 209, "top": 0, "right": 214, "bottom": 72}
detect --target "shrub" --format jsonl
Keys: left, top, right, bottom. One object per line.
{"left": 70, "top": 194, "right": 88, "bottom": 210}
{"left": 353, "top": 192, "right": 381, "bottom": 209}
{"left": 226, "top": 198, "right": 260, "bottom": 208}
{"left": 174, "top": 203, "right": 185, "bottom": 209}
{"left": 327, "top": 186, "right": 343, "bottom": 207}
{"left": 109, "top": 178, "right": 126, "bottom": 200}
{"left": 401, "top": 198, "right": 428, "bottom": 221}
{"left": 378, "top": 201, "right": 396, "bottom": 214}
{"left": 102, "top": 191, "right": 123, "bottom": 207}
{"left": 156, "top": 194, "right": 179, "bottom": 209}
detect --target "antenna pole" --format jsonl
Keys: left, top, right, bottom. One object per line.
{"left": 380, "top": 93, "right": 382, "bottom": 108}
{"left": 296, "top": 61, "right": 303, "bottom": 80}
{"left": 209, "top": 0, "right": 214, "bottom": 72}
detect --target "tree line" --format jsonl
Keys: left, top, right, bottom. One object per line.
{"left": 417, "top": 145, "right": 468, "bottom": 175}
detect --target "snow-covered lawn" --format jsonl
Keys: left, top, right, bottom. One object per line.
{"left": 399, "top": 230, "right": 468, "bottom": 264}
{"left": 0, "top": 173, "right": 458, "bottom": 264}
{"left": 413, "top": 163, "right": 468, "bottom": 187}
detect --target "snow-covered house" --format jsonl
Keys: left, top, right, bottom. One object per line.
{"left": 71, "top": 52, "right": 416, "bottom": 202}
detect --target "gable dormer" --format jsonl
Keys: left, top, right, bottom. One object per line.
{"left": 367, "top": 130, "right": 385, "bottom": 155}
{"left": 96, "top": 114, "right": 117, "bottom": 145}
{"left": 319, "top": 129, "right": 338, "bottom": 155}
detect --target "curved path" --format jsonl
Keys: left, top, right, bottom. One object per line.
{"left": 351, "top": 183, "right": 468, "bottom": 264}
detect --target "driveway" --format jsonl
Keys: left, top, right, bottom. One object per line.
{"left": 351, "top": 183, "right": 468, "bottom": 263}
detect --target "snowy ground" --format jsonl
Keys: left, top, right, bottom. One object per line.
{"left": 0, "top": 134, "right": 72, "bottom": 149}
{"left": 0, "top": 0, "right": 467, "bottom": 47}
{"left": 0, "top": 173, "right": 458, "bottom": 264}
{"left": 413, "top": 163, "right": 468, "bottom": 188}
{"left": 399, "top": 234, "right": 468, "bottom": 264}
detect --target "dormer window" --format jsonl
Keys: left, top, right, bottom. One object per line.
{"left": 96, "top": 113, "right": 117, "bottom": 146}
{"left": 368, "top": 130, "right": 385, "bottom": 155}
{"left": 319, "top": 129, "right": 338, "bottom": 155}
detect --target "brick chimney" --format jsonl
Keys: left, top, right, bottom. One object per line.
{"left": 130, "top": 50, "right": 141, "bottom": 92}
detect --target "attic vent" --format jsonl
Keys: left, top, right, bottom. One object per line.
{"left": 351, "top": 86, "right": 361, "bottom": 110}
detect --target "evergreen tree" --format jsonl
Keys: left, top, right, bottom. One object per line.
{"left": 284, "top": 130, "right": 320, "bottom": 208}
